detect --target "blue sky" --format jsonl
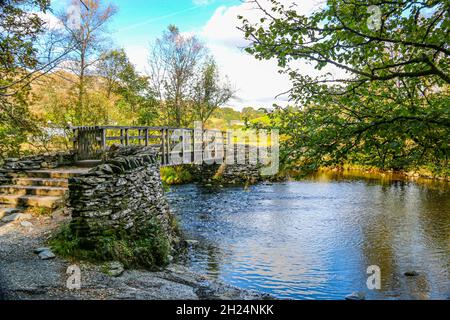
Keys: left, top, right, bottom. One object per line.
{"left": 108, "top": 0, "right": 241, "bottom": 49}
{"left": 48, "top": 0, "right": 326, "bottom": 109}
{"left": 51, "top": 0, "right": 240, "bottom": 45}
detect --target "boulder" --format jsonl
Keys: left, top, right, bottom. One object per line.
{"left": 106, "top": 261, "right": 124, "bottom": 277}
{"left": 34, "top": 247, "right": 51, "bottom": 254}
{"left": 20, "top": 221, "right": 33, "bottom": 228}
{"left": 38, "top": 249, "right": 56, "bottom": 260}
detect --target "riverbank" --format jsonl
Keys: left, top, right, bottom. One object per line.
{"left": 278, "top": 166, "right": 449, "bottom": 189}
{"left": 0, "top": 210, "right": 271, "bottom": 300}
{"left": 318, "top": 166, "right": 449, "bottom": 182}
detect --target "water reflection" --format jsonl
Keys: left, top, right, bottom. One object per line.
{"left": 167, "top": 173, "right": 449, "bottom": 300}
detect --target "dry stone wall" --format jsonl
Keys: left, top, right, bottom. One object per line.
{"left": 0, "top": 152, "right": 75, "bottom": 184}
{"left": 68, "top": 146, "right": 175, "bottom": 243}
{"left": 188, "top": 145, "right": 270, "bottom": 185}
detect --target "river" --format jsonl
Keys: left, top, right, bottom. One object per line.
{"left": 166, "top": 172, "right": 449, "bottom": 300}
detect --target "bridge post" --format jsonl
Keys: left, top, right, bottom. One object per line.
{"left": 101, "top": 128, "right": 107, "bottom": 151}
{"left": 160, "top": 128, "right": 165, "bottom": 166}
{"left": 72, "top": 127, "right": 78, "bottom": 162}
{"left": 165, "top": 128, "right": 170, "bottom": 165}
{"left": 125, "top": 129, "right": 129, "bottom": 146}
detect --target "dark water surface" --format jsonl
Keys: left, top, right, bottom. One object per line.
{"left": 166, "top": 172, "right": 449, "bottom": 300}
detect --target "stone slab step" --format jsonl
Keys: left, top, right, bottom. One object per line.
{"left": 0, "top": 195, "right": 62, "bottom": 209}
{"left": 75, "top": 160, "right": 102, "bottom": 168}
{"left": 11, "top": 178, "right": 69, "bottom": 188}
{"left": 8, "top": 169, "right": 88, "bottom": 179}
{"left": 0, "top": 207, "right": 21, "bottom": 219}
{"left": 0, "top": 185, "right": 68, "bottom": 196}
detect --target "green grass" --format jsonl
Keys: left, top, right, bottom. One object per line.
{"left": 161, "top": 166, "right": 193, "bottom": 185}
{"left": 50, "top": 218, "right": 172, "bottom": 269}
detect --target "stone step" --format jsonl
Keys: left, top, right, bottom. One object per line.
{"left": 8, "top": 169, "right": 88, "bottom": 179}
{"left": 0, "top": 185, "right": 68, "bottom": 197}
{"left": 75, "top": 160, "right": 102, "bottom": 168}
{"left": 11, "top": 178, "right": 69, "bottom": 188}
{"left": 0, "top": 195, "right": 63, "bottom": 209}
{"left": 0, "top": 207, "right": 22, "bottom": 219}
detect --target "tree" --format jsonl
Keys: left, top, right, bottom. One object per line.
{"left": 0, "top": 0, "right": 54, "bottom": 96}
{"left": 58, "top": 0, "right": 116, "bottom": 124}
{"left": 148, "top": 25, "right": 207, "bottom": 126}
{"left": 0, "top": 0, "right": 52, "bottom": 159}
{"left": 96, "top": 49, "right": 129, "bottom": 98}
{"left": 240, "top": 0, "right": 449, "bottom": 175}
{"left": 191, "top": 58, "right": 234, "bottom": 126}
{"left": 97, "top": 49, "right": 158, "bottom": 125}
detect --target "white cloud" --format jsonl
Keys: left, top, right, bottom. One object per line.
{"left": 121, "top": 0, "right": 345, "bottom": 110}
{"left": 36, "top": 11, "right": 64, "bottom": 30}
{"left": 199, "top": 0, "right": 329, "bottom": 110}
{"left": 124, "top": 45, "right": 150, "bottom": 74}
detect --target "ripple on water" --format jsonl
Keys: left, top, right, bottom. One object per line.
{"left": 167, "top": 178, "right": 450, "bottom": 300}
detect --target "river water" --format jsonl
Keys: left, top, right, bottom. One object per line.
{"left": 166, "top": 172, "right": 449, "bottom": 300}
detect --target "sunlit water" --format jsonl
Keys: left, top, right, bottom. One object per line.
{"left": 166, "top": 172, "right": 450, "bottom": 300}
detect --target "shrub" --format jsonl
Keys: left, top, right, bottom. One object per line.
{"left": 161, "top": 166, "right": 193, "bottom": 185}
{"left": 50, "top": 217, "right": 172, "bottom": 269}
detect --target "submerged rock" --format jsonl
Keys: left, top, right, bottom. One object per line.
{"left": 185, "top": 240, "right": 199, "bottom": 246}
{"left": 404, "top": 271, "right": 419, "bottom": 277}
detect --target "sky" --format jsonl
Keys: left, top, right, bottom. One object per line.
{"left": 48, "top": 0, "right": 326, "bottom": 110}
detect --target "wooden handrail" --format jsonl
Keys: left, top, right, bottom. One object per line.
{"left": 70, "top": 125, "right": 194, "bottom": 131}
{"left": 69, "top": 125, "right": 225, "bottom": 133}
{"left": 71, "top": 125, "right": 231, "bottom": 165}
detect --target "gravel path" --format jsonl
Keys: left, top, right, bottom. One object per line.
{"left": 0, "top": 211, "right": 271, "bottom": 300}
{"left": 0, "top": 274, "right": 5, "bottom": 300}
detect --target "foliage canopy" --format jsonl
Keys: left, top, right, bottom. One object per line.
{"left": 241, "top": 0, "right": 449, "bottom": 175}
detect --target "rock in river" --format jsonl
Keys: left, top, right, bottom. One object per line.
{"left": 404, "top": 271, "right": 419, "bottom": 277}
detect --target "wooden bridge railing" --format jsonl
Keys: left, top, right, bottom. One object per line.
{"left": 71, "top": 125, "right": 226, "bottom": 166}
